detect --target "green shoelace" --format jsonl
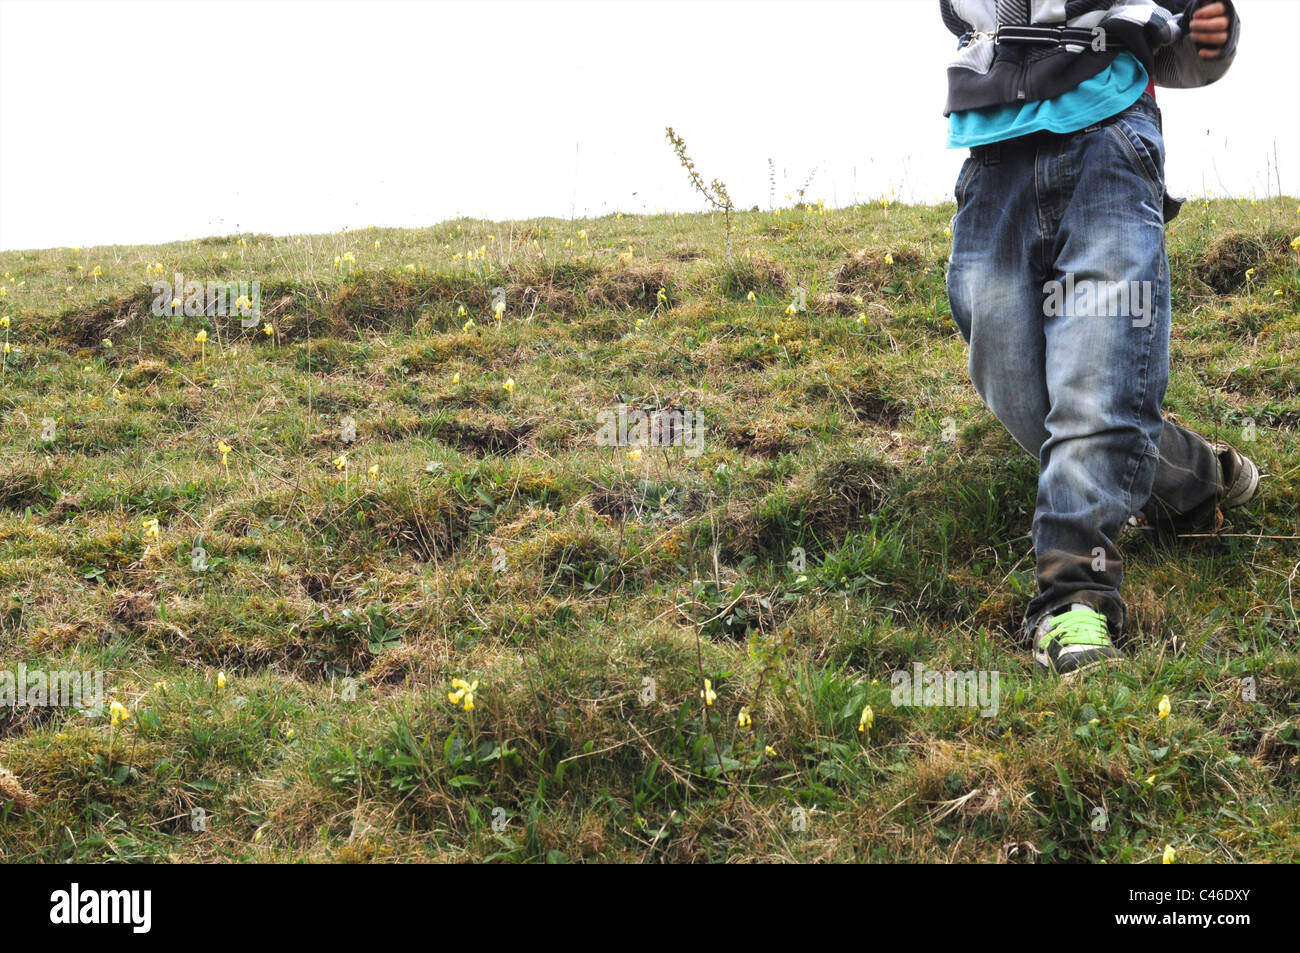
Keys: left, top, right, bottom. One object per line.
{"left": 1040, "top": 607, "right": 1111, "bottom": 649}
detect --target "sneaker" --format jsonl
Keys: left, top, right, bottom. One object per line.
{"left": 1031, "top": 603, "right": 1122, "bottom": 676}
{"left": 1213, "top": 441, "right": 1260, "bottom": 511}
{"left": 1126, "top": 442, "right": 1259, "bottom": 533}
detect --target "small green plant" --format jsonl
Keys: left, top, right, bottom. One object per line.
{"left": 665, "top": 126, "right": 735, "bottom": 263}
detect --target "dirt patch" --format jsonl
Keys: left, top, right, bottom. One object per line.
{"left": 847, "top": 383, "right": 907, "bottom": 426}
{"left": 432, "top": 414, "right": 537, "bottom": 456}
{"left": 716, "top": 252, "right": 789, "bottom": 299}
{"left": 0, "top": 765, "right": 36, "bottom": 809}
{"left": 835, "top": 246, "right": 925, "bottom": 298}
{"left": 1194, "top": 230, "right": 1292, "bottom": 295}
{"left": 0, "top": 461, "right": 56, "bottom": 512}
{"left": 56, "top": 288, "right": 154, "bottom": 348}
{"left": 724, "top": 419, "right": 797, "bottom": 458}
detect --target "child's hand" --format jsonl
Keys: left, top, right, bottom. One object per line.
{"left": 1188, "top": 1, "right": 1230, "bottom": 59}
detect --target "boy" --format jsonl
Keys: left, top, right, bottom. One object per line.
{"left": 941, "top": 0, "right": 1259, "bottom": 674}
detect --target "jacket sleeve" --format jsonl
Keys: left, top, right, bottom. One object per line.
{"left": 1151, "top": 0, "right": 1241, "bottom": 88}
{"left": 940, "top": 0, "right": 973, "bottom": 40}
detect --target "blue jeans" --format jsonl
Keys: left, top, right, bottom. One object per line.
{"left": 946, "top": 92, "right": 1223, "bottom": 640}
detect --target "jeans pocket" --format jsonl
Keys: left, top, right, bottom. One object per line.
{"left": 955, "top": 155, "right": 979, "bottom": 210}
{"left": 1107, "top": 116, "right": 1165, "bottom": 203}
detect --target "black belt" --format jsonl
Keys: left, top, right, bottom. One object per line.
{"left": 966, "top": 24, "right": 1127, "bottom": 51}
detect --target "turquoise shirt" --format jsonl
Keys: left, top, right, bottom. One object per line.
{"left": 948, "top": 51, "right": 1149, "bottom": 149}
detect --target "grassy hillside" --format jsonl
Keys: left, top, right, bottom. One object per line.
{"left": 0, "top": 194, "right": 1297, "bottom": 862}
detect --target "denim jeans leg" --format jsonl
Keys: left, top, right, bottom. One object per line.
{"left": 1137, "top": 418, "right": 1226, "bottom": 532}
{"left": 1024, "top": 96, "right": 1173, "bottom": 637}
{"left": 946, "top": 141, "right": 1051, "bottom": 458}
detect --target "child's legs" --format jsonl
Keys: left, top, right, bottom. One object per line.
{"left": 1028, "top": 94, "right": 1172, "bottom": 636}
{"left": 1140, "top": 418, "right": 1227, "bottom": 532}
{"left": 946, "top": 142, "right": 1051, "bottom": 457}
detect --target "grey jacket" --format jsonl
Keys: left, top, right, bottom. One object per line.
{"left": 940, "top": 0, "right": 1241, "bottom": 116}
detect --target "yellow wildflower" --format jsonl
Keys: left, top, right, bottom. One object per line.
{"left": 448, "top": 677, "right": 478, "bottom": 711}
{"left": 109, "top": 700, "right": 131, "bottom": 726}
{"left": 858, "top": 704, "right": 874, "bottom": 733}
{"left": 701, "top": 678, "right": 717, "bottom": 706}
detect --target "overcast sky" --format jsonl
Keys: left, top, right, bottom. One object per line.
{"left": 1, "top": 0, "right": 1296, "bottom": 251}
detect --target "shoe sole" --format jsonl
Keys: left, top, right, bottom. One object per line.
{"left": 1034, "top": 653, "right": 1124, "bottom": 678}
{"left": 1220, "top": 448, "right": 1260, "bottom": 510}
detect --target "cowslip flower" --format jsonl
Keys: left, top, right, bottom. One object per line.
{"left": 701, "top": 678, "right": 717, "bottom": 706}
{"left": 142, "top": 517, "right": 160, "bottom": 541}
{"left": 1162, "top": 844, "right": 1176, "bottom": 865}
{"left": 367, "top": 463, "right": 379, "bottom": 482}
{"left": 1157, "top": 695, "right": 1171, "bottom": 719}
{"left": 746, "top": 291, "right": 756, "bottom": 302}
{"left": 737, "top": 707, "right": 752, "bottom": 729}
{"left": 457, "top": 304, "right": 467, "bottom": 318}
{"left": 333, "top": 455, "right": 347, "bottom": 472}
{"left": 884, "top": 253, "right": 894, "bottom": 266}
{"left": 217, "top": 440, "right": 232, "bottom": 467}
{"left": 109, "top": 700, "right": 131, "bottom": 726}
{"left": 0, "top": 316, "right": 9, "bottom": 328}
{"left": 263, "top": 322, "right": 274, "bottom": 336}
{"left": 194, "top": 329, "right": 207, "bottom": 344}
{"left": 217, "top": 671, "right": 227, "bottom": 690}
{"left": 502, "top": 377, "right": 515, "bottom": 394}
{"left": 858, "top": 704, "right": 874, "bottom": 734}
{"left": 452, "top": 372, "right": 460, "bottom": 384}
{"left": 627, "top": 448, "right": 643, "bottom": 461}
{"left": 448, "top": 677, "right": 478, "bottom": 711}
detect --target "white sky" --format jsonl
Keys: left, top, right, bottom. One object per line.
{"left": 1, "top": 0, "right": 1296, "bottom": 251}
